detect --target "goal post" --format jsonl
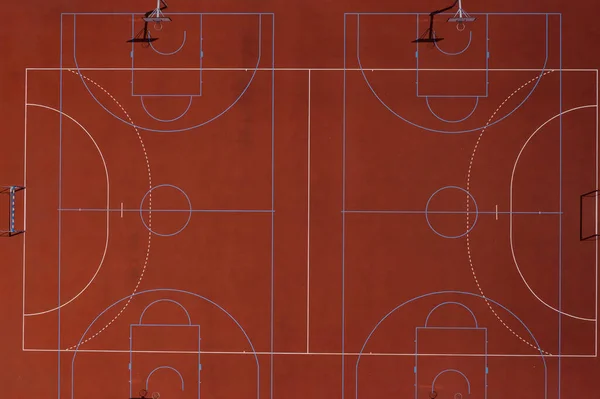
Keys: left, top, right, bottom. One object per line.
{"left": 0, "top": 185, "right": 25, "bottom": 237}
{"left": 580, "top": 189, "right": 600, "bottom": 241}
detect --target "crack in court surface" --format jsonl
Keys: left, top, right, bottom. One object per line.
{"left": 66, "top": 70, "right": 153, "bottom": 350}
{"left": 466, "top": 70, "right": 554, "bottom": 356}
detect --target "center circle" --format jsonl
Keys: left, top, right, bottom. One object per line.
{"left": 425, "top": 185, "right": 478, "bottom": 239}
{"left": 139, "top": 184, "right": 192, "bottom": 237}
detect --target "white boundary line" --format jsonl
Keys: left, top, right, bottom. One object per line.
{"left": 22, "top": 68, "right": 600, "bottom": 356}
{"left": 22, "top": 70, "right": 28, "bottom": 351}
{"left": 306, "top": 70, "right": 311, "bottom": 354}
{"left": 21, "top": 348, "right": 596, "bottom": 358}
{"left": 25, "top": 67, "right": 599, "bottom": 72}
{"left": 594, "top": 69, "right": 600, "bottom": 357}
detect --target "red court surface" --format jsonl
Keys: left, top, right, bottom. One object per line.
{"left": 1, "top": 1, "right": 600, "bottom": 398}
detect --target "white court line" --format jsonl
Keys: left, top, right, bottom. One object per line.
{"left": 25, "top": 67, "right": 599, "bottom": 72}
{"left": 22, "top": 71, "right": 28, "bottom": 351}
{"left": 23, "top": 104, "right": 110, "bottom": 317}
{"left": 510, "top": 104, "right": 598, "bottom": 323}
{"left": 306, "top": 69, "right": 311, "bottom": 354}
{"left": 595, "top": 70, "right": 600, "bottom": 357}
{"left": 21, "top": 348, "right": 596, "bottom": 358}
{"left": 22, "top": 68, "right": 599, "bottom": 355}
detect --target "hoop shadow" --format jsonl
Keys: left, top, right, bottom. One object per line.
{"left": 128, "top": 37, "right": 159, "bottom": 43}
{"left": 128, "top": 21, "right": 160, "bottom": 44}
{"left": 0, "top": 231, "right": 24, "bottom": 238}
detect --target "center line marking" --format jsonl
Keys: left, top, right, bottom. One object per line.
{"left": 121, "top": 202, "right": 124, "bottom": 218}
{"left": 495, "top": 205, "right": 498, "bottom": 220}
{"left": 306, "top": 69, "right": 311, "bottom": 354}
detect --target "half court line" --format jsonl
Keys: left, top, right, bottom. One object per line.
{"left": 307, "top": 69, "right": 312, "bottom": 354}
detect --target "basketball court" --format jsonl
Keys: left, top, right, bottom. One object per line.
{"left": 1, "top": 0, "right": 599, "bottom": 398}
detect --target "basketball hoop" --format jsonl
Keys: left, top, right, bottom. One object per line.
{"left": 143, "top": 0, "right": 171, "bottom": 27}
{"left": 139, "top": 389, "right": 148, "bottom": 398}
{"left": 152, "top": 393, "right": 160, "bottom": 399}
{"left": 447, "top": 0, "right": 476, "bottom": 29}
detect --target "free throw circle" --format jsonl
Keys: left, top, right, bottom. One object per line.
{"left": 425, "top": 185, "right": 478, "bottom": 239}
{"left": 139, "top": 184, "right": 193, "bottom": 237}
